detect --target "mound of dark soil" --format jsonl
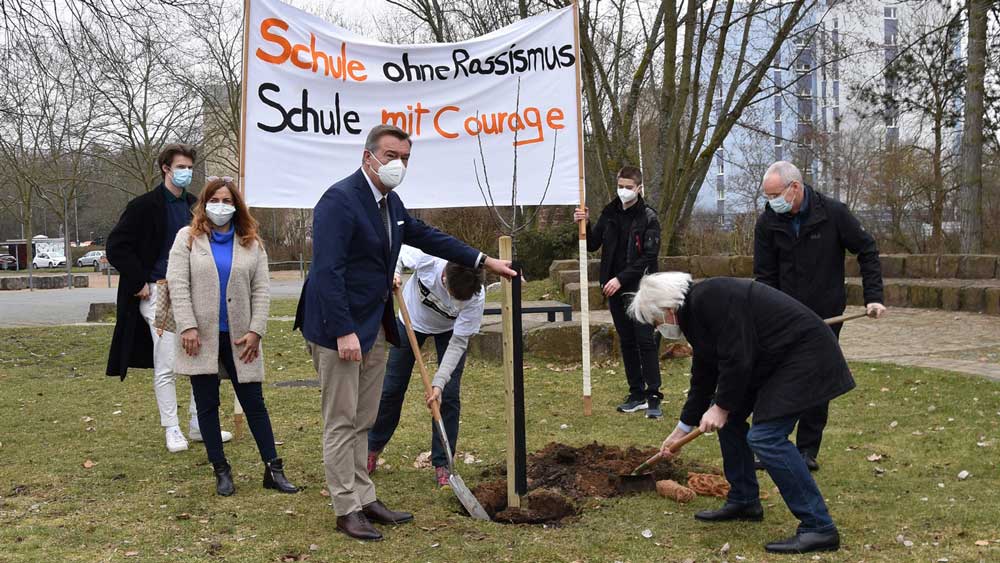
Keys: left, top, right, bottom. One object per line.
{"left": 471, "top": 442, "right": 721, "bottom": 524}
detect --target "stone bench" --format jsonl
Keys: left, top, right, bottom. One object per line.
{"left": 846, "top": 278, "right": 1000, "bottom": 315}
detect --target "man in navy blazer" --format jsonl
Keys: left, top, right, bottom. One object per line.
{"left": 294, "top": 124, "right": 514, "bottom": 541}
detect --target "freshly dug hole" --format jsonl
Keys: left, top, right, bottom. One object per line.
{"left": 471, "top": 442, "right": 721, "bottom": 524}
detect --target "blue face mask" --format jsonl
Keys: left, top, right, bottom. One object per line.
{"left": 171, "top": 168, "right": 193, "bottom": 189}
{"left": 767, "top": 183, "right": 794, "bottom": 214}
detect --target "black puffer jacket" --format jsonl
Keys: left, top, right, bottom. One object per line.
{"left": 585, "top": 197, "right": 660, "bottom": 291}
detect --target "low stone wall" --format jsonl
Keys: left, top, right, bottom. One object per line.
{"left": 552, "top": 254, "right": 1000, "bottom": 315}
{"left": 0, "top": 274, "right": 89, "bottom": 290}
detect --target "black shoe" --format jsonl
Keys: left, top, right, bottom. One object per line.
{"left": 362, "top": 500, "right": 414, "bottom": 525}
{"left": 264, "top": 458, "right": 300, "bottom": 493}
{"left": 213, "top": 460, "right": 235, "bottom": 497}
{"left": 765, "top": 530, "right": 840, "bottom": 554}
{"left": 616, "top": 396, "right": 648, "bottom": 413}
{"left": 801, "top": 452, "right": 820, "bottom": 472}
{"left": 336, "top": 511, "right": 383, "bottom": 541}
{"left": 645, "top": 397, "right": 663, "bottom": 419}
{"left": 694, "top": 502, "right": 764, "bottom": 522}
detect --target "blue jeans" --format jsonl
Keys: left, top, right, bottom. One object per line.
{"left": 191, "top": 332, "right": 278, "bottom": 465}
{"left": 368, "top": 320, "right": 466, "bottom": 468}
{"left": 718, "top": 411, "right": 837, "bottom": 534}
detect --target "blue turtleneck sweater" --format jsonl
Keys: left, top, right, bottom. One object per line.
{"left": 210, "top": 226, "right": 235, "bottom": 333}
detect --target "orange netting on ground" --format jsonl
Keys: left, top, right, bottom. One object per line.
{"left": 687, "top": 472, "right": 731, "bottom": 498}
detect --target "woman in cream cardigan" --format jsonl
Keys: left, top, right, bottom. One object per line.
{"left": 167, "top": 177, "right": 298, "bottom": 497}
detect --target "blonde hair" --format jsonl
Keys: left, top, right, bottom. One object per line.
{"left": 627, "top": 272, "right": 693, "bottom": 325}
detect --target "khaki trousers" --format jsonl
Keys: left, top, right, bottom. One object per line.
{"left": 309, "top": 331, "right": 389, "bottom": 516}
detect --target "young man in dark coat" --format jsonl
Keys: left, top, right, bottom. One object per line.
{"left": 754, "top": 161, "right": 885, "bottom": 470}
{"left": 574, "top": 166, "right": 663, "bottom": 417}
{"left": 630, "top": 272, "right": 854, "bottom": 555}
{"left": 105, "top": 144, "right": 231, "bottom": 453}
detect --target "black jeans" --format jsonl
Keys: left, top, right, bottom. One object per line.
{"left": 795, "top": 322, "right": 843, "bottom": 458}
{"left": 608, "top": 293, "right": 662, "bottom": 400}
{"left": 368, "top": 320, "right": 466, "bottom": 468}
{"left": 190, "top": 332, "right": 278, "bottom": 464}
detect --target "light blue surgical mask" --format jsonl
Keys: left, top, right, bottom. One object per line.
{"left": 767, "top": 183, "right": 794, "bottom": 214}
{"left": 171, "top": 168, "right": 193, "bottom": 189}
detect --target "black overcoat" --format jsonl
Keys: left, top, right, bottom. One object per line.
{"left": 753, "top": 185, "right": 883, "bottom": 321}
{"left": 105, "top": 185, "right": 196, "bottom": 379}
{"left": 677, "top": 277, "right": 855, "bottom": 425}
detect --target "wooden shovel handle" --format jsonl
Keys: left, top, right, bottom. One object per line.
{"left": 824, "top": 311, "right": 868, "bottom": 325}
{"left": 633, "top": 428, "right": 704, "bottom": 474}
{"left": 394, "top": 287, "right": 443, "bottom": 423}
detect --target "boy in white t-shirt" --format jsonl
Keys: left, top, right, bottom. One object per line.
{"left": 367, "top": 245, "right": 486, "bottom": 487}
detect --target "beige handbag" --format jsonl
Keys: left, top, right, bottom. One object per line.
{"left": 153, "top": 279, "right": 176, "bottom": 334}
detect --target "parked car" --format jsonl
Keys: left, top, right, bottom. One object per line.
{"left": 0, "top": 254, "right": 17, "bottom": 270}
{"left": 77, "top": 250, "right": 106, "bottom": 267}
{"left": 33, "top": 252, "right": 67, "bottom": 269}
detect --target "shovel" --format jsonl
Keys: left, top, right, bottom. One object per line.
{"left": 824, "top": 311, "right": 869, "bottom": 325}
{"left": 618, "top": 428, "right": 704, "bottom": 493}
{"left": 394, "top": 287, "right": 491, "bottom": 521}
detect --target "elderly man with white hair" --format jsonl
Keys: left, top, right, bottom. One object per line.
{"left": 629, "top": 272, "right": 854, "bottom": 555}
{"left": 754, "top": 160, "right": 884, "bottom": 471}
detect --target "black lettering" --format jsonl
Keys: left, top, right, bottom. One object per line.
{"left": 435, "top": 64, "right": 449, "bottom": 80}
{"left": 512, "top": 49, "right": 527, "bottom": 72}
{"left": 482, "top": 54, "right": 496, "bottom": 74}
{"left": 344, "top": 110, "right": 361, "bottom": 134}
{"left": 383, "top": 61, "right": 405, "bottom": 82}
{"left": 257, "top": 83, "right": 288, "bottom": 133}
{"left": 469, "top": 57, "right": 483, "bottom": 75}
{"left": 558, "top": 44, "right": 576, "bottom": 66}
{"left": 494, "top": 53, "right": 509, "bottom": 75}
{"left": 452, "top": 48, "right": 470, "bottom": 77}
{"left": 527, "top": 47, "right": 545, "bottom": 70}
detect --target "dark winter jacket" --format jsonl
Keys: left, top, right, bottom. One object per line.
{"left": 105, "top": 184, "right": 196, "bottom": 378}
{"left": 753, "top": 185, "right": 883, "bottom": 321}
{"left": 678, "top": 277, "right": 855, "bottom": 425}
{"left": 585, "top": 197, "right": 660, "bottom": 291}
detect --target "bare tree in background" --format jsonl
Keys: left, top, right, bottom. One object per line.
{"left": 959, "top": 0, "right": 987, "bottom": 253}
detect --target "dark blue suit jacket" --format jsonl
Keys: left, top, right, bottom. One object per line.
{"left": 294, "top": 168, "right": 480, "bottom": 353}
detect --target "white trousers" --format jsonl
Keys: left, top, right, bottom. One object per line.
{"left": 138, "top": 282, "right": 197, "bottom": 428}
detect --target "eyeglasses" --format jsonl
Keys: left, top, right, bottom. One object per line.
{"left": 207, "top": 176, "right": 235, "bottom": 184}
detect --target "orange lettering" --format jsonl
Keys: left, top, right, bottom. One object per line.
{"left": 291, "top": 44, "right": 311, "bottom": 70}
{"left": 434, "top": 106, "right": 459, "bottom": 139}
{"left": 546, "top": 107, "right": 565, "bottom": 130}
{"left": 347, "top": 59, "right": 367, "bottom": 82}
{"left": 256, "top": 18, "right": 291, "bottom": 64}
{"left": 464, "top": 116, "right": 481, "bottom": 136}
{"left": 513, "top": 107, "right": 544, "bottom": 146}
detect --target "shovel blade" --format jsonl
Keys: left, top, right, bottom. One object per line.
{"left": 617, "top": 473, "right": 657, "bottom": 493}
{"left": 448, "top": 473, "right": 491, "bottom": 521}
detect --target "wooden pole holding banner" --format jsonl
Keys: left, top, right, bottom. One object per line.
{"left": 570, "top": 0, "right": 592, "bottom": 416}
{"left": 238, "top": 0, "right": 251, "bottom": 194}
{"left": 232, "top": 395, "right": 246, "bottom": 440}
{"left": 499, "top": 236, "right": 521, "bottom": 508}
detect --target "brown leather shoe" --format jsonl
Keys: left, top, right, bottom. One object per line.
{"left": 336, "top": 511, "right": 383, "bottom": 541}
{"left": 363, "top": 500, "right": 414, "bottom": 525}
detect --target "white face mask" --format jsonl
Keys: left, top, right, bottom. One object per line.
{"left": 206, "top": 202, "right": 236, "bottom": 227}
{"left": 370, "top": 153, "right": 406, "bottom": 189}
{"left": 656, "top": 322, "right": 681, "bottom": 340}
{"left": 617, "top": 187, "right": 639, "bottom": 205}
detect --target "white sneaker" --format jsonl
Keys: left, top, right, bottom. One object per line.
{"left": 165, "top": 426, "right": 189, "bottom": 453}
{"left": 189, "top": 424, "right": 233, "bottom": 443}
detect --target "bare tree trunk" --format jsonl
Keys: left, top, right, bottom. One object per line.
{"left": 64, "top": 195, "right": 73, "bottom": 289}
{"left": 959, "top": 0, "right": 987, "bottom": 253}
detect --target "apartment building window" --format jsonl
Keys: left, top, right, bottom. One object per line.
{"left": 885, "top": 32, "right": 898, "bottom": 47}
{"left": 884, "top": 7, "right": 897, "bottom": 19}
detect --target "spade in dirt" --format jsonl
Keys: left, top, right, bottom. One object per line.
{"left": 618, "top": 428, "right": 704, "bottom": 493}
{"left": 395, "top": 287, "right": 491, "bottom": 521}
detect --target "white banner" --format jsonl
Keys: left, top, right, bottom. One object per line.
{"left": 242, "top": 0, "right": 582, "bottom": 209}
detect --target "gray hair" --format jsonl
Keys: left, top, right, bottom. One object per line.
{"left": 364, "top": 124, "right": 412, "bottom": 154}
{"left": 762, "top": 160, "right": 802, "bottom": 188}
{"left": 627, "top": 272, "right": 693, "bottom": 325}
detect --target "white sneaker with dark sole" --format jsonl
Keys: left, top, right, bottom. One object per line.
{"left": 189, "top": 425, "right": 233, "bottom": 443}
{"left": 165, "top": 426, "right": 189, "bottom": 453}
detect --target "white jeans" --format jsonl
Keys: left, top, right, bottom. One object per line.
{"left": 138, "top": 282, "right": 197, "bottom": 428}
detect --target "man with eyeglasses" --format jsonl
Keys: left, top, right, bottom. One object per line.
{"left": 752, "top": 161, "right": 885, "bottom": 472}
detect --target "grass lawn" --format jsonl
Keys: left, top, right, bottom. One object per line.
{"left": 1, "top": 322, "right": 998, "bottom": 562}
